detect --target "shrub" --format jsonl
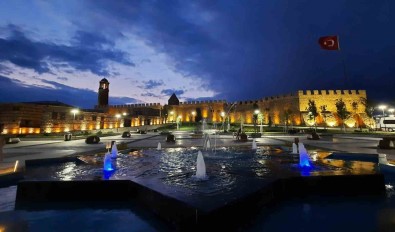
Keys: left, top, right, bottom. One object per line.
{"left": 160, "top": 131, "right": 171, "bottom": 135}
{"left": 96, "top": 130, "right": 103, "bottom": 135}
{"left": 250, "top": 133, "right": 262, "bottom": 138}
{"left": 240, "top": 133, "right": 248, "bottom": 141}
{"left": 85, "top": 135, "right": 100, "bottom": 144}
{"left": 166, "top": 134, "right": 176, "bottom": 142}
{"left": 122, "top": 132, "right": 131, "bottom": 138}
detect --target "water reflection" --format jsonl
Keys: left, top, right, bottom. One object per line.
{"left": 24, "top": 147, "right": 382, "bottom": 197}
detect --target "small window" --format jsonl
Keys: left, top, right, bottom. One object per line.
{"left": 92, "top": 115, "right": 97, "bottom": 121}
{"left": 52, "top": 112, "right": 58, "bottom": 120}
{"left": 60, "top": 113, "right": 66, "bottom": 120}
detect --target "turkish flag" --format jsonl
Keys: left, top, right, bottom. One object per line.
{"left": 318, "top": 36, "right": 339, "bottom": 50}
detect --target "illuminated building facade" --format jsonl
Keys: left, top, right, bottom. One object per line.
{"left": 0, "top": 77, "right": 372, "bottom": 135}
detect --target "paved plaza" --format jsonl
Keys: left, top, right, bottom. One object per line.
{"left": 3, "top": 132, "right": 395, "bottom": 168}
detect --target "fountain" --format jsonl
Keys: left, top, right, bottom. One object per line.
{"left": 103, "top": 152, "right": 115, "bottom": 171}
{"left": 252, "top": 139, "right": 257, "bottom": 150}
{"left": 19, "top": 145, "right": 386, "bottom": 230}
{"left": 157, "top": 142, "right": 162, "bottom": 150}
{"left": 291, "top": 143, "right": 298, "bottom": 154}
{"left": 299, "top": 144, "right": 311, "bottom": 168}
{"left": 194, "top": 150, "right": 207, "bottom": 179}
{"left": 204, "top": 135, "right": 211, "bottom": 150}
{"left": 111, "top": 141, "right": 118, "bottom": 159}
{"left": 379, "top": 154, "right": 388, "bottom": 164}
{"left": 202, "top": 119, "right": 207, "bottom": 131}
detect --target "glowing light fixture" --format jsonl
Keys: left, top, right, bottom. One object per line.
{"left": 71, "top": 109, "right": 79, "bottom": 119}
{"left": 378, "top": 105, "right": 387, "bottom": 116}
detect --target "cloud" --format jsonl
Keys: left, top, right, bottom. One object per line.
{"left": 141, "top": 92, "right": 160, "bottom": 97}
{"left": 0, "top": 75, "right": 138, "bottom": 108}
{"left": 140, "top": 58, "right": 151, "bottom": 63}
{"left": 0, "top": 63, "right": 12, "bottom": 75}
{"left": 184, "top": 96, "right": 217, "bottom": 102}
{"left": 0, "top": 24, "right": 134, "bottom": 76}
{"left": 139, "top": 80, "right": 164, "bottom": 89}
{"left": 57, "top": 76, "right": 68, "bottom": 81}
{"left": 85, "top": 0, "right": 395, "bottom": 103}
{"left": 161, "top": 89, "right": 184, "bottom": 96}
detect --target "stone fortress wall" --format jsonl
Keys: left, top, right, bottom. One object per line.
{"left": 171, "top": 89, "right": 369, "bottom": 128}
{"left": 0, "top": 87, "right": 372, "bottom": 135}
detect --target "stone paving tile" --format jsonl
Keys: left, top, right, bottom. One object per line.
{"left": 4, "top": 132, "right": 395, "bottom": 166}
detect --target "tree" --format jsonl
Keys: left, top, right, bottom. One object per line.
{"left": 252, "top": 103, "right": 259, "bottom": 133}
{"left": 360, "top": 97, "right": 374, "bottom": 118}
{"left": 284, "top": 109, "right": 293, "bottom": 131}
{"left": 335, "top": 98, "right": 351, "bottom": 132}
{"left": 257, "top": 112, "right": 264, "bottom": 133}
{"left": 360, "top": 97, "right": 375, "bottom": 130}
{"left": 161, "top": 106, "right": 169, "bottom": 124}
{"left": 195, "top": 108, "right": 203, "bottom": 123}
{"left": 351, "top": 101, "right": 359, "bottom": 129}
{"left": 306, "top": 99, "right": 318, "bottom": 130}
{"left": 319, "top": 105, "right": 328, "bottom": 130}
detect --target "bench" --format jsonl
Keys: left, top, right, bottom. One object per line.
{"left": 5, "top": 137, "right": 20, "bottom": 144}
{"left": 378, "top": 137, "right": 395, "bottom": 149}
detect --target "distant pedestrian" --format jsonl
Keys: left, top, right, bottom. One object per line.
{"left": 236, "top": 128, "right": 241, "bottom": 140}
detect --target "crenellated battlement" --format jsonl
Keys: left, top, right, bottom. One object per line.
{"left": 259, "top": 92, "right": 297, "bottom": 102}
{"left": 179, "top": 100, "right": 226, "bottom": 105}
{"left": 109, "top": 103, "right": 161, "bottom": 108}
{"left": 298, "top": 90, "right": 366, "bottom": 96}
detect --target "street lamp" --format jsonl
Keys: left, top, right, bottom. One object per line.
{"left": 170, "top": 111, "right": 174, "bottom": 122}
{"left": 71, "top": 109, "right": 79, "bottom": 135}
{"left": 378, "top": 105, "right": 387, "bottom": 117}
{"left": 255, "top": 110, "right": 263, "bottom": 133}
{"left": 254, "top": 109, "right": 260, "bottom": 133}
{"left": 221, "top": 111, "right": 225, "bottom": 132}
{"left": 389, "top": 108, "right": 395, "bottom": 117}
{"left": 176, "top": 115, "right": 182, "bottom": 130}
{"left": 116, "top": 114, "right": 121, "bottom": 132}
{"left": 378, "top": 105, "right": 387, "bottom": 131}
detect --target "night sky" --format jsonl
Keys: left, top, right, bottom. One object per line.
{"left": 0, "top": 0, "right": 394, "bottom": 108}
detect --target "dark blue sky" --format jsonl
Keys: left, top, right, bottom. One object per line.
{"left": 0, "top": 0, "right": 394, "bottom": 108}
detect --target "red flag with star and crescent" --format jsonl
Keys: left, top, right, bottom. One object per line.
{"left": 318, "top": 36, "right": 339, "bottom": 50}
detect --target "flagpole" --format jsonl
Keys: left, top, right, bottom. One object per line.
{"left": 338, "top": 36, "right": 348, "bottom": 89}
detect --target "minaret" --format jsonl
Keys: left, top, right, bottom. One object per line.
{"left": 98, "top": 78, "right": 109, "bottom": 107}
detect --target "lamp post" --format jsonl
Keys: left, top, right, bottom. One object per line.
{"left": 115, "top": 114, "right": 121, "bottom": 132}
{"left": 221, "top": 111, "right": 225, "bottom": 132}
{"left": 170, "top": 111, "right": 174, "bottom": 123}
{"left": 378, "top": 105, "right": 387, "bottom": 131}
{"left": 256, "top": 110, "right": 263, "bottom": 133}
{"left": 191, "top": 111, "right": 196, "bottom": 122}
{"left": 389, "top": 108, "right": 395, "bottom": 117}
{"left": 71, "top": 109, "right": 79, "bottom": 136}
{"left": 176, "top": 115, "right": 181, "bottom": 130}
{"left": 254, "top": 109, "right": 260, "bottom": 133}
